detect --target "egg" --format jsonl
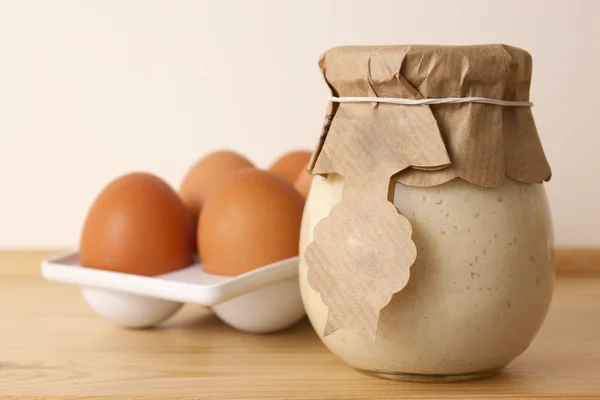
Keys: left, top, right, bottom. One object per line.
{"left": 294, "top": 162, "right": 314, "bottom": 198}
{"left": 179, "top": 150, "right": 254, "bottom": 234}
{"left": 80, "top": 172, "right": 195, "bottom": 276}
{"left": 268, "top": 150, "right": 312, "bottom": 183}
{"left": 198, "top": 169, "right": 304, "bottom": 276}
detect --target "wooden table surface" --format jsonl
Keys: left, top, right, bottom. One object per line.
{"left": 1, "top": 251, "right": 600, "bottom": 399}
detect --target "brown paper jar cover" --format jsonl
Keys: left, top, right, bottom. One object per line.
{"left": 308, "top": 44, "right": 552, "bottom": 188}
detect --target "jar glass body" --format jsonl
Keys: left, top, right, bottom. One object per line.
{"left": 299, "top": 173, "right": 554, "bottom": 380}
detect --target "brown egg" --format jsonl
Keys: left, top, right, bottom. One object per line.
{"left": 179, "top": 150, "right": 254, "bottom": 246}
{"left": 199, "top": 169, "right": 304, "bottom": 276}
{"left": 294, "top": 162, "right": 314, "bottom": 198}
{"left": 268, "top": 150, "right": 312, "bottom": 183}
{"left": 80, "top": 172, "right": 195, "bottom": 276}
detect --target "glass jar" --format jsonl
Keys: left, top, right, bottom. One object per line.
{"left": 299, "top": 44, "right": 554, "bottom": 382}
{"left": 299, "top": 174, "right": 553, "bottom": 381}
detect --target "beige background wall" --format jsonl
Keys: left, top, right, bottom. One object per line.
{"left": 0, "top": 0, "right": 598, "bottom": 249}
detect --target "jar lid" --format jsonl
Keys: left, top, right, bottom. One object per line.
{"left": 309, "top": 44, "right": 552, "bottom": 187}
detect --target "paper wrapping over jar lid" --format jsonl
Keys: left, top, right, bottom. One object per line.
{"left": 309, "top": 44, "right": 552, "bottom": 186}
{"left": 304, "top": 44, "right": 552, "bottom": 341}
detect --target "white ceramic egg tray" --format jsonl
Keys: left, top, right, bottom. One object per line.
{"left": 41, "top": 252, "right": 306, "bottom": 333}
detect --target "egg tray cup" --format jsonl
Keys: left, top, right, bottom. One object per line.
{"left": 41, "top": 252, "right": 306, "bottom": 333}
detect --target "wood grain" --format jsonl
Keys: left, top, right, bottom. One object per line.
{"left": 1, "top": 250, "right": 599, "bottom": 399}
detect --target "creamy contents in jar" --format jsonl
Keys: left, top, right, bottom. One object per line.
{"left": 299, "top": 173, "right": 554, "bottom": 376}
